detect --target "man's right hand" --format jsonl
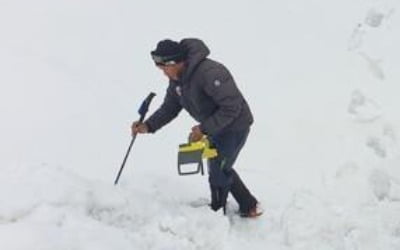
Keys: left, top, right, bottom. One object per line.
{"left": 131, "top": 121, "right": 149, "bottom": 136}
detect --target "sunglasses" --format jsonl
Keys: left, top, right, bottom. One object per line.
{"left": 151, "top": 54, "right": 179, "bottom": 66}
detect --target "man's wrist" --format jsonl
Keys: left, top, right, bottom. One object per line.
{"left": 144, "top": 121, "right": 155, "bottom": 133}
{"left": 198, "top": 124, "right": 207, "bottom": 135}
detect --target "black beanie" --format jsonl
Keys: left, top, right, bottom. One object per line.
{"left": 151, "top": 39, "right": 186, "bottom": 63}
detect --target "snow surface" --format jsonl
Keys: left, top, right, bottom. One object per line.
{"left": 1, "top": 0, "right": 400, "bottom": 249}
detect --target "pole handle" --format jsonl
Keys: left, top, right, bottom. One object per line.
{"left": 138, "top": 92, "right": 156, "bottom": 122}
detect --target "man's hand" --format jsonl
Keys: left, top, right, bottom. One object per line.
{"left": 131, "top": 121, "right": 149, "bottom": 136}
{"left": 189, "top": 125, "right": 204, "bottom": 142}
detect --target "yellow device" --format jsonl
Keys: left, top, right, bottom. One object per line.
{"left": 177, "top": 137, "right": 218, "bottom": 175}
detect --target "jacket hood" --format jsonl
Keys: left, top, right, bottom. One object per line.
{"left": 180, "top": 38, "right": 210, "bottom": 79}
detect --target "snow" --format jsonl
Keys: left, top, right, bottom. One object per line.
{"left": 1, "top": 0, "right": 400, "bottom": 249}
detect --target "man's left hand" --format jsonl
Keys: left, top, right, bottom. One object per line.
{"left": 189, "top": 125, "right": 204, "bottom": 142}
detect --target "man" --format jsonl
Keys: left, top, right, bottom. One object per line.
{"left": 132, "top": 38, "right": 262, "bottom": 217}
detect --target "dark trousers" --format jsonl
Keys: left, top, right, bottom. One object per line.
{"left": 208, "top": 128, "right": 258, "bottom": 213}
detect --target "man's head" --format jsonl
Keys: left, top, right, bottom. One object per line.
{"left": 151, "top": 39, "right": 186, "bottom": 81}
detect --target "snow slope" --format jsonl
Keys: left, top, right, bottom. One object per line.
{"left": 1, "top": 0, "right": 400, "bottom": 249}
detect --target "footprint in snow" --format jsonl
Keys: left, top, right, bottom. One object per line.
{"left": 348, "top": 90, "right": 382, "bottom": 123}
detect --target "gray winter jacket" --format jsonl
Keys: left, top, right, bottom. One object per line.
{"left": 145, "top": 38, "right": 254, "bottom": 136}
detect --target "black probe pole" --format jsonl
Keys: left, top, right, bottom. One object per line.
{"left": 114, "top": 92, "right": 156, "bottom": 185}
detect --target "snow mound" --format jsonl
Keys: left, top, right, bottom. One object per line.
{"left": 0, "top": 164, "right": 229, "bottom": 250}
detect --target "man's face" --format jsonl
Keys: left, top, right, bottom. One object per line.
{"left": 157, "top": 62, "right": 184, "bottom": 81}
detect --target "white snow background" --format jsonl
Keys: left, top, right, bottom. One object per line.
{"left": 1, "top": 0, "right": 400, "bottom": 249}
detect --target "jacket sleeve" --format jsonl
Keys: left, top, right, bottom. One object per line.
{"left": 199, "top": 66, "right": 243, "bottom": 135}
{"left": 145, "top": 85, "right": 182, "bottom": 133}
